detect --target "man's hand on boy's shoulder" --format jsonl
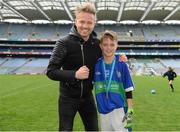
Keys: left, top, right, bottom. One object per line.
{"left": 119, "top": 54, "right": 128, "bottom": 62}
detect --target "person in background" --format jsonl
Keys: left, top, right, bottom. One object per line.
{"left": 94, "top": 30, "right": 134, "bottom": 131}
{"left": 163, "top": 66, "right": 177, "bottom": 92}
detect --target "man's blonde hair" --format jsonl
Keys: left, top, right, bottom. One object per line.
{"left": 74, "top": 2, "right": 96, "bottom": 17}
{"left": 100, "top": 30, "right": 118, "bottom": 43}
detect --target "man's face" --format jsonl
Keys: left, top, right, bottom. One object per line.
{"left": 75, "top": 12, "right": 95, "bottom": 40}
{"left": 100, "top": 37, "right": 117, "bottom": 58}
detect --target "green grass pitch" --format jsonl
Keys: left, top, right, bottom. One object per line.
{"left": 0, "top": 75, "right": 180, "bottom": 131}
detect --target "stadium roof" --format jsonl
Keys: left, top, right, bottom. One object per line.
{"left": 0, "top": 0, "right": 180, "bottom": 24}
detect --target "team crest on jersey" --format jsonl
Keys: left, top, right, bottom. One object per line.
{"left": 116, "top": 71, "right": 121, "bottom": 78}
{"left": 95, "top": 71, "right": 101, "bottom": 75}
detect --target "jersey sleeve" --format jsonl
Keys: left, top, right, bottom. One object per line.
{"left": 121, "top": 62, "right": 134, "bottom": 92}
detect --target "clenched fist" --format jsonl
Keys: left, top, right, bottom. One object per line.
{"left": 75, "top": 66, "right": 90, "bottom": 80}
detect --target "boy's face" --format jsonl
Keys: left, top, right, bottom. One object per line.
{"left": 100, "top": 37, "right": 117, "bottom": 58}
{"left": 75, "top": 12, "right": 95, "bottom": 41}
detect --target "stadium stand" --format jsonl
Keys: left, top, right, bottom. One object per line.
{"left": 0, "top": 57, "right": 48, "bottom": 74}
{"left": 0, "top": 23, "right": 180, "bottom": 75}
{"left": 0, "top": 0, "right": 179, "bottom": 75}
{"left": 1, "top": 23, "right": 180, "bottom": 42}
{"left": 14, "top": 58, "right": 48, "bottom": 74}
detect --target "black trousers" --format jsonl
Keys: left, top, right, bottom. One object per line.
{"left": 58, "top": 94, "right": 98, "bottom": 131}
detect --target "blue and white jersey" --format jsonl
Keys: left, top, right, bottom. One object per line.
{"left": 94, "top": 55, "right": 134, "bottom": 114}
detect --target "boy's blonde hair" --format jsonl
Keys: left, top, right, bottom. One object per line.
{"left": 100, "top": 30, "right": 118, "bottom": 43}
{"left": 74, "top": 2, "right": 96, "bottom": 17}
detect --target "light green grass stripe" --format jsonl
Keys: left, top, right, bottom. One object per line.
{"left": 0, "top": 75, "right": 180, "bottom": 131}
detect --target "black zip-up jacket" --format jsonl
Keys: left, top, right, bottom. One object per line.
{"left": 46, "top": 25, "right": 102, "bottom": 98}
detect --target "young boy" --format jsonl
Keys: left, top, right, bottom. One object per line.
{"left": 94, "top": 30, "right": 134, "bottom": 131}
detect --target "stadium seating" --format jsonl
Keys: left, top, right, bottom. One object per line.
{"left": 128, "top": 58, "right": 180, "bottom": 75}
{"left": 0, "top": 58, "right": 48, "bottom": 74}
{"left": 0, "top": 23, "right": 179, "bottom": 75}
{"left": 0, "top": 23, "right": 180, "bottom": 42}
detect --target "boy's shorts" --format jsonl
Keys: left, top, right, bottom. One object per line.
{"left": 100, "top": 108, "right": 128, "bottom": 131}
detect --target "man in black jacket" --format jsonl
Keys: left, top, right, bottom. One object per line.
{"left": 46, "top": 2, "right": 101, "bottom": 131}
{"left": 46, "top": 2, "right": 127, "bottom": 131}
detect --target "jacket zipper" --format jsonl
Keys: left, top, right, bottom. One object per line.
{"left": 80, "top": 43, "right": 85, "bottom": 97}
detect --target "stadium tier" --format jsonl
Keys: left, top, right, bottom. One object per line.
{"left": 0, "top": 23, "right": 180, "bottom": 42}
{"left": 0, "top": 58, "right": 48, "bottom": 74}
{"left": 0, "top": 23, "right": 179, "bottom": 75}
